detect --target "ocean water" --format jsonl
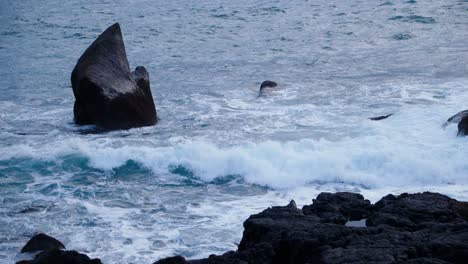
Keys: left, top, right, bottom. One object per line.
{"left": 1, "top": 0, "right": 468, "bottom": 262}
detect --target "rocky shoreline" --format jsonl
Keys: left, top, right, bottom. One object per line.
{"left": 17, "top": 192, "right": 468, "bottom": 264}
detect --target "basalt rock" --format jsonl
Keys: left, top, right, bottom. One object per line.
{"left": 259, "top": 81, "right": 277, "bottom": 90}
{"left": 17, "top": 234, "right": 102, "bottom": 264}
{"left": 258, "top": 80, "right": 278, "bottom": 97}
{"left": 71, "top": 22, "right": 157, "bottom": 130}
{"left": 155, "top": 192, "right": 468, "bottom": 264}
{"left": 369, "top": 113, "right": 393, "bottom": 121}
{"left": 446, "top": 110, "right": 468, "bottom": 126}
{"left": 17, "top": 249, "right": 102, "bottom": 264}
{"left": 21, "top": 233, "right": 65, "bottom": 253}
{"left": 457, "top": 116, "right": 468, "bottom": 136}
{"left": 302, "top": 192, "right": 371, "bottom": 224}
{"left": 153, "top": 256, "right": 189, "bottom": 264}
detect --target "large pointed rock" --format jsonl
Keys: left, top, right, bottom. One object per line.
{"left": 71, "top": 23, "right": 157, "bottom": 130}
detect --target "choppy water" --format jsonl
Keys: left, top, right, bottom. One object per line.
{"left": 1, "top": 0, "right": 468, "bottom": 263}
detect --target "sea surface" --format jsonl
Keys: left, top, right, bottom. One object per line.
{"left": 1, "top": 0, "right": 468, "bottom": 263}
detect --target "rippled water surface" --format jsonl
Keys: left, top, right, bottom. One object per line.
{"left": 1, "top": 0, "right": 468, "bottom": 263}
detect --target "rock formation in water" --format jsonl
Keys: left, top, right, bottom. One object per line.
{"left": 446, "top": 110, "right": 468, "bottom": 125}
{"left": 17, "top": 234, "right": 102, "bottom": 264}
{"left": 258, "top": 80, "right": 278, "bottom": 97}
{"left": 369, "top": 113, "right": 393, "bottom": 121}
{"left": 259, "top": 81, "right": 278, "bottom": 90}
{"left": 458, "top": 116, "right": 468, "bottom": 136}
{"left": 155, "top": 192, "right": 468, "bottom": 264}
{"left": 445, "top": 110, "right": 468, "bottom": 136}
{"left": 71, "top": 22, "right": 157, "bottom": 130}
{"left": 20, "top": 233, "right": 65, "bottom": 253}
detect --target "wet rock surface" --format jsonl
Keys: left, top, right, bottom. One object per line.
{"left": 18, "top": 249, "right": 102, "bottom": 264}
{"left": 71, "top": 22, "right": 157, "bottom": 130}
{"left": 17, "top": 234, "right": 102, "bottom": 264}
{"left": 155, "top": 192, "right": 468, "bottom": 264}
{"left": 20, "top": 233, "right": 65, "bottom": 253}
{"left": 17, "top": 192, "right": 468, "bottom": 264}
{"left": 259, "top": 81, "right": 278, "bottom": 90}
{"left": 369, "top": 113, "right": 393, "bottom": 121}
{"left": 457, "top": 116, "right": 468, "bottom": 136}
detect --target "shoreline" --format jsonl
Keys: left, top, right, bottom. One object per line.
{"left": 17, "top": 191, "right": 468, "bottom": 264}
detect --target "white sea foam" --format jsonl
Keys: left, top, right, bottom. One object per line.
{"left": 2, "top": 97, "right": 467, "bottom": 191}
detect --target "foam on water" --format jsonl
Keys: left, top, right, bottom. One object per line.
{"left": 2, "top": 82, "right": 468, "bottom": 192}
{"left": 3, "top": 81, "right": 468, "bottom": 262}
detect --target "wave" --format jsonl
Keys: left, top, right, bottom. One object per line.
{"left": 2, "top": 109, "right": 467, "bottom": 190}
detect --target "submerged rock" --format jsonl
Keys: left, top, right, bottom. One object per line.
{"left": 18, "top": 234, "right": 102, "bottom": 264}
{"left": 444, "top": 110, "right": 468, "bottom": 136}
{"left": 71, "top": 22, "right": 157, "bottom": 130}
{"left": 458, "top": 116, "right": 468, "bottom": 136}
{"left": 155, "top": 192, "right": 468, "bottom": 264}
{"left": 259, "top": 80, "right": 277, "bottom": 90}
{"left": 21, "top": 233, "right": 65, "bottom": 253}
{"left": 446, "top": 110, "right": 468, "bottom": 124}
{"left": 369, "top": 113, "right": 393, "bottom": 121}
{"left": 258, "top": 80, "right": 278, "bottom": 97}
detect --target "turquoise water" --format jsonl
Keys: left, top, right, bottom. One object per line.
{"left": 1, "top": 0, "right": 468, "bottom": 262}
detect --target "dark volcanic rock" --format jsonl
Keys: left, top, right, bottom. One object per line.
{"left": 367, "top": 192, "right": 467, "bottom": 229}
{"left": 369, "top": 113, "right": 393, "bottom": 121}
{"left": 18, "top": 234, "right": 101, "bottom": 264}
{"left": 302, "top": 192, "right": 371, "bottom": 224}
{"left": 153, "top": 256, "right": 189, "bottom": 264}
{"left": 155, "top": 192, "right": 468, "bottom": 264}
{"left": 259, "top": 80, "right": 277, "bottom": 90}
{"left": 17, "top": 249, "right": 102, "bottom": 264}
{"left": 446, "top": 110, "right": 468, "bottom": 125}
{"left": 458, "top": 116, "right": 468, "bottom": 136}
{"left": 21, "top": 233, "right": 65, "bottom": 253}
{"left": 71, "top": 22, "right": 157, "bottom": 130}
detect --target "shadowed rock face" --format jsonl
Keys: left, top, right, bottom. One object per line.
{"left": 369, "top": 113, "right": 393, "bottom": 121}
{"left": 458, "top": 116, "right": 468, "bottom": 136}
{"left": 155, "top": 192, "right": 468, "bottom": 264}
{"left": 17, "top": 249, "right": 102, "bottom": 264}
{"left": 17, "top": 234, "right": 102, "bottom": 264}
{"left": 446, "top": 110, "right": 468, "bottom": 125}
{"left": 21, "top": 233, "right": 65, "bottom": 253}
{"left": 71, "top": 23, "right": 157, "bottom": 130}
{"left": 259, "top": 81, "right": 277, "bottom": 90}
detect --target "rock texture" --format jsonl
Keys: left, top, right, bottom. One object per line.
{"left": 71, "top": 22, "right": 157, "bottom": 130}
{"left": 155, "top": 192, "right": 468, "bottom": 264}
